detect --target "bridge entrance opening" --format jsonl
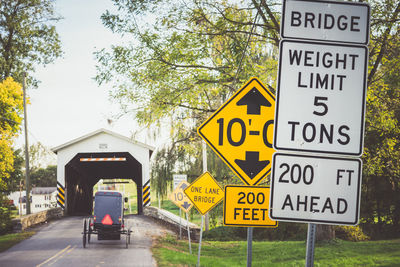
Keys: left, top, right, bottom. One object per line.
{"left": 65, "top": 152, "right": 143, "bottom": 215}
{"left": 94, "top": 179, "right": 138, "bottom": 215}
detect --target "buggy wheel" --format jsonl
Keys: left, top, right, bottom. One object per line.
{"left": 125, "top": 232, "right": 129, "bottom": 248}
{"left": 83, "top": 219, "right": 87, "bottom": 248}
{"left": 128, "top": 230, "right": 131, "bottom": 244}
{"left": 87, "top": 218, "right": 92, "bottom": 244}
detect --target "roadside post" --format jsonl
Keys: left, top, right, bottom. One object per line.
{"left": 224, "top": 185, "right": 278, "bottom": 267}
{"left": 272, "top": 1, "right": 370, "bottom": 266}
{"left": 168, "top": 180, "right": 193, "bottom": 252}
{"left": 186, "top": 211, "right": 192, "bottom": 254}
{"left": 173, "top": 174, "right": 188, "bottom": 239}
{"left": 184, "top": 172, "right": 224, "bottom": 267}
{"left": 198, "top": 77, "right": 277, "bottom": 266}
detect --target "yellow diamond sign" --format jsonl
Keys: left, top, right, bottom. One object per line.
{"left": 198, "top": 77, "right": 275, "bottom": 185}
{"left": 184, "top": 172, "right": 224, "bottom": 215}
{"left": 168, "top": 181, "right": 193, "bottom": 213}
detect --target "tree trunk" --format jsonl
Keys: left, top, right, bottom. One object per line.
{"left": 316, "top": 224, "right": 335, "bottom": 241}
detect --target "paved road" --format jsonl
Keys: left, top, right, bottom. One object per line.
{"left": 0, "top": 215, "right": 172, "bottom": 267}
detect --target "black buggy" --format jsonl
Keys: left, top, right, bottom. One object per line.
{"left": 82, "top": 190, "right": 132, "bottom": 248}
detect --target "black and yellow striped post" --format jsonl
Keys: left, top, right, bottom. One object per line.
{"left": 57, "top": 182, "right": 65, "bottom": 209}
{"left": 143, "top": 180, "right": 150, "bottom": 207}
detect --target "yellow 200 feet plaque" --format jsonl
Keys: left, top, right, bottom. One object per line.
{"left": 224, "top": 185, "right": 278, "bottom": 227}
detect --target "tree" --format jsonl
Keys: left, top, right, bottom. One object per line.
{"left": 0, "top": 0, "right": 62, "bottom": 86}
{"left": 97, "top": 0, "right": 400, "bottom": 238}
{"left": 27, "top": 143, "right": 56, "bottom": 173}
{"left": 5, "top": 148, "right": 24, "bottom": 193}
{"left": 96, "top": 0, "right": 278, "bottom": 192}
{"left": 361, "top": 2, "right": 400, "bottom": 238}
{"left": 30, "top": 165, "right": 57, "bottom": 187}
{"left": 0, "top": 77, "right": 23, "bottom": 192}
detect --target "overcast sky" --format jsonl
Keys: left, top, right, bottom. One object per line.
{"left": 18, "top": 0, "right": 161, "bottom": 156}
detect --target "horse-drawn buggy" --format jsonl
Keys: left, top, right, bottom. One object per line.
{"left": 82, "top": 190, "right": 132, "bottom": 248}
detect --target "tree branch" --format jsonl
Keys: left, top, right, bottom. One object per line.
{"left": 159, "top": 100, "right": 216, "bottom": 113}
{"left": 368, "top": 2, "right": 400, "bottom": 85}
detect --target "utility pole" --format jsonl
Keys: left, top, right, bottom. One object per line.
{"left": 23, "top": 72, "right": 31, "bottom": 215}
{"left": 19, "top": 180, "right": 22, "bottom": 217}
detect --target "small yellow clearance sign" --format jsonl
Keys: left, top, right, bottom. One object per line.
{"left": 184, "top": 172, "right": 224, "bottom": 215}
{"left": 224, "top": 185, "right": 278, "bottom": 227}
{"left": 168, "top": 181, "right": 193, "bottom": 213}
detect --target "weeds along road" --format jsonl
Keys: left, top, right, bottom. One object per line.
{"left": 0, "top": 215, "right": 171, "bottom": 267}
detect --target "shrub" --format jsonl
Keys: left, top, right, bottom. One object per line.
{"left": 335, "top": 225, "right": 370, "bottom": 241}
{"left": 0, "top": 194, "right": 13, "bottom": 235}
{"left": 203, "top": 222, "right": 308, "bottom": 241}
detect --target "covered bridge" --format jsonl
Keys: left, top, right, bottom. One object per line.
{"left": 51, "top": 129, "right": 154, "bottom": 215}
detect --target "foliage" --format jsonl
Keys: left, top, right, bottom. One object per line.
{"left": 0, "top": 0, "right": 62, "bottom": 86}
{"left": 96, "top": 0, "right": 279, "bottom": 196}
{"left": 0, "top": 77, "right": 23, "bottom": 192}
{"left": 26, "top": 143, "right": 56, "bottom": 172}
{"left": 361, "top": 0, "right": 400, "bottom": 239}
{"left": 30, "top": 165, "right": 57, "bottom": 187}
{"left": 335, "top": 225, "right": 370, "bottom": 242}
{"left": 97, "top": 0, "right": 400, "bottom": 239}
{"left": 203, "top": 222, "right": 307, "bottom": 241}
{"left": 5, "top": 148, "right": 24, "bottom": 194}
{"left": 0, "top": 193, "right": 13, "bottom": 235}
{"left": 150, "top": 147, "right": 176, "bottom": 199}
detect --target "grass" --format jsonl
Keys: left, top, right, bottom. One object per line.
{"left": 0, "top": 231, "right": 36, "bottom": 252}
{"left": 152, "top": 236, "right": 400, "bottom": 267}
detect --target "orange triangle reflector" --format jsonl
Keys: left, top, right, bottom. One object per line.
{"left": 101, "top": 214, "right": 113, "bottom": 225}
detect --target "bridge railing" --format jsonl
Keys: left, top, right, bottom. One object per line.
{"left": 144, "top": 206, "right": 200, "bottom": 241}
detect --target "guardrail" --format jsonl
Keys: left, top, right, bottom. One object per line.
{"left": 12, "top": 207, "right": 64, "bottom": 231}
{"left": 144, "top": 206, "right": 200, "bottom": 241}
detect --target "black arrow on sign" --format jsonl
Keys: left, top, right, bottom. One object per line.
{"left": 236, "top": 87, "right": 271, "bottom": 115}
{"left": 181, "top": 202, "right": 191, "bottom": 210}
{"left": 180, "top": 183, "right": 188, "bottom": 190}
{"left": 234, "top": 151, "right": 269, "bottom": 179}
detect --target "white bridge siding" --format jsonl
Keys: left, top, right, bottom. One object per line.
{"left": 52, "top": 129, "right": 154, "bottom": 213}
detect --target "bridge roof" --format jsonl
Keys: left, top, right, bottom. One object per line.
{"left": 51, "top": 128, "right": 155, "bottom": 154}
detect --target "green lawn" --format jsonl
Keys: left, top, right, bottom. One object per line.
{"left": 152, "top": 236, "right": 400, "bottom": 267}
{"left": 0, "top": 231, "right": 36, "bottom": 253}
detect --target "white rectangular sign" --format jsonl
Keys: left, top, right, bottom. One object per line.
{"left": 269, "top": 153, "right": 362, "bottom": 225}
{"left": 173, "top": 174, "right": 187, "bottom": 190}
{"left": 274, "top": 40, "right": 367, "bottom": 156}
{"left": 281, "top": 0, "right": 370, "bottom": 44}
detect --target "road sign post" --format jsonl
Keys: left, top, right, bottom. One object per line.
{"left": 274, "top": 1, "right": 370, "bottom": 266}
{"left": 223, "top": 185, "right": 277, "bottom": 267}
{"left": 305, "top": 223, "right": 317, "bottom": 267}
{"left": 169, "top": 180, "right": 193, "bottom": 241}
{"left": 247, "top": 227, "right": 253, "bottom": 267}
{"left": 186, "top": 211, "right": 192, "bottom": 254}
{"left": 185, "top": 172, "right": 224, "bottom": 267}
{"left": 198, "top": 77, "right": 275, "bottom": 186}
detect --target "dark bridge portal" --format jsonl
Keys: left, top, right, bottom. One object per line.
{"left": 65, "top": 152, "right": 143, "bottom": 215}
